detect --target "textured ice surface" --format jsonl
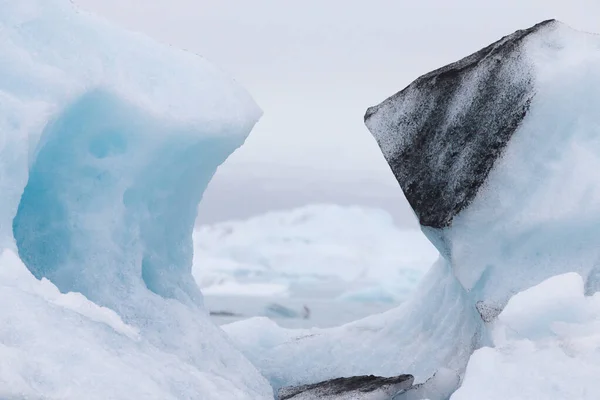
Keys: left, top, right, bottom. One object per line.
{"left": 278, "top": 374, "right": 414, "bottom": 400}
{"left": 394, "top": 368, "right": 460, "bottom": 400}
{"left": 0, "top": 250, "right": 270, "bottom": 400}
{"left": 453, "top": 273, "right": 600, "bottom": 399}
{"left": 447, "top": 21, "right": 600, "bottom": 316}
{"left": 1, "top": 1, "right": 270, "bottom": 398}
{"left": 365, "top": 19, "right": 600, "bottom": 318}
{"left": 364, "top": 21, "right": 547, "bottom": 229}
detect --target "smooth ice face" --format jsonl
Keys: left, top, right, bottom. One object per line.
{"left": 1, "top": 1, "right": 271, "bottom": 399}
{"left": 365, "top": 20, "right": 600, "bottom": 317}
{"left": 13, "top": 90, "right": 242, "bottom": 306}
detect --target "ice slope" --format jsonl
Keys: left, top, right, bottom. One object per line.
{"left": 453, "top": 273, "right": 600, "bottom": 399}
{"left": 224, "top": 258, "right": 483, "bottom": 392}
{"left": 194, "top": 205, "right": 437, "bottom": 303}
{"left": 0, "top": 250, "right": 268, "bottom": 400}
{"left": 365, "top": 19, "right": 600, "bottom": 319}
{"left": 1, "top": 1, "right": 271, "bottom": 398}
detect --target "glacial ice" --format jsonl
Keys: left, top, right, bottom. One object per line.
{"left": 4, "top": 5, "right": 600, "bottom": 398}
{"left": 364, "top": 18, "right": 600, "bottom": 398}
{"left": 365, "top": 19, "right": 600, "bottom": 318}
{"left": 225, "top": 20, "right": 600, "bottom": 400}
{"left": 224, "top": 258, "right": 483, "bottom": 391}
{"left": 0, "top": 1, "right": 271, "bottom": 398}
{"left": 453, "top": 273, "right": 600, "bottom": 400}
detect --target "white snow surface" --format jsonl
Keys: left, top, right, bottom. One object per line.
{"left": 0, "top": 250, "right": 255, "bottom": 400}
{"left": 453, "top": 273, "right": 600, "bottom": 399}
{"left": 0, "top": 1, "right": 270, "bottom": 399}
{"left": 194, "top": 205, "right": 437, "bottom": 303}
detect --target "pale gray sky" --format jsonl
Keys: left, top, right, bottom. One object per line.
{"left": 75, "top": 0, "right": 599, "bottom": 225}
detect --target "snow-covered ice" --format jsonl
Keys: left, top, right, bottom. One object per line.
{"left": 0, "top": 250, "right": 270, "bottom": 400}
{"left": 453, "top": 273, "right": 600, "bottom": 400}
{"left": 0, "top": 1, "right": 271, "bottom": 398}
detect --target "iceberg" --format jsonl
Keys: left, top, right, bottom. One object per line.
{"left": 365, "top": 19, "right": 600, "bottom": 320}
{"left": 1, "top": 1, "right": 271, "bottom": 398}
{"left": 225, "top": 19, "right": 600, "bottom": 399}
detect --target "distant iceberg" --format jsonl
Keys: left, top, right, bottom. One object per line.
{"left": 0, "top": 1, "right": 271, "bottom": 398}
{"left": 194, "top": 204, "right": 437, "bottom": 302}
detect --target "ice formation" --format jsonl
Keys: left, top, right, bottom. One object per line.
{"left": 224, "top": 258, "right": 482, "bottom": 392}
{"left": 1, "top": 1, "right": 271, "bottom": 398}
{"left": 454, "top": 273, "right": 600, "bottom": 400}
{"left": 365, "top": 19, "right": 600, "bottom": 319}
{"left": 225, "top": 19, "right": 600, "bottom": 399}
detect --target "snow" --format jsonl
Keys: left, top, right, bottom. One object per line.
{"left": 453, "top": 273, "right": 600, "bottom": 400}
{"left": 0, "top": 1, "right": 271, "bottom": 399}
{"left": 194, "top": 205, "right": 437, "bottom": 303}
{"left": 363, "top": 19, "right": 600, "bottom": 317}
{"left": 0, "top": 249, "right": 267, "bottom": 400}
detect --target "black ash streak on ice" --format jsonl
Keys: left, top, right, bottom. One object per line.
{"left": 275, "top": 19, "right": 562, "bottom": 400}
{"left": 278, "top": 374, "right": 414, "bottom": 400}
{"left": 365, "top": 20, "right": 556, "bottom": 229}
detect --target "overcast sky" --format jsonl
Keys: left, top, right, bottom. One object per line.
{"left": 75, "top": 0, "right": 599, "bottom": 225}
